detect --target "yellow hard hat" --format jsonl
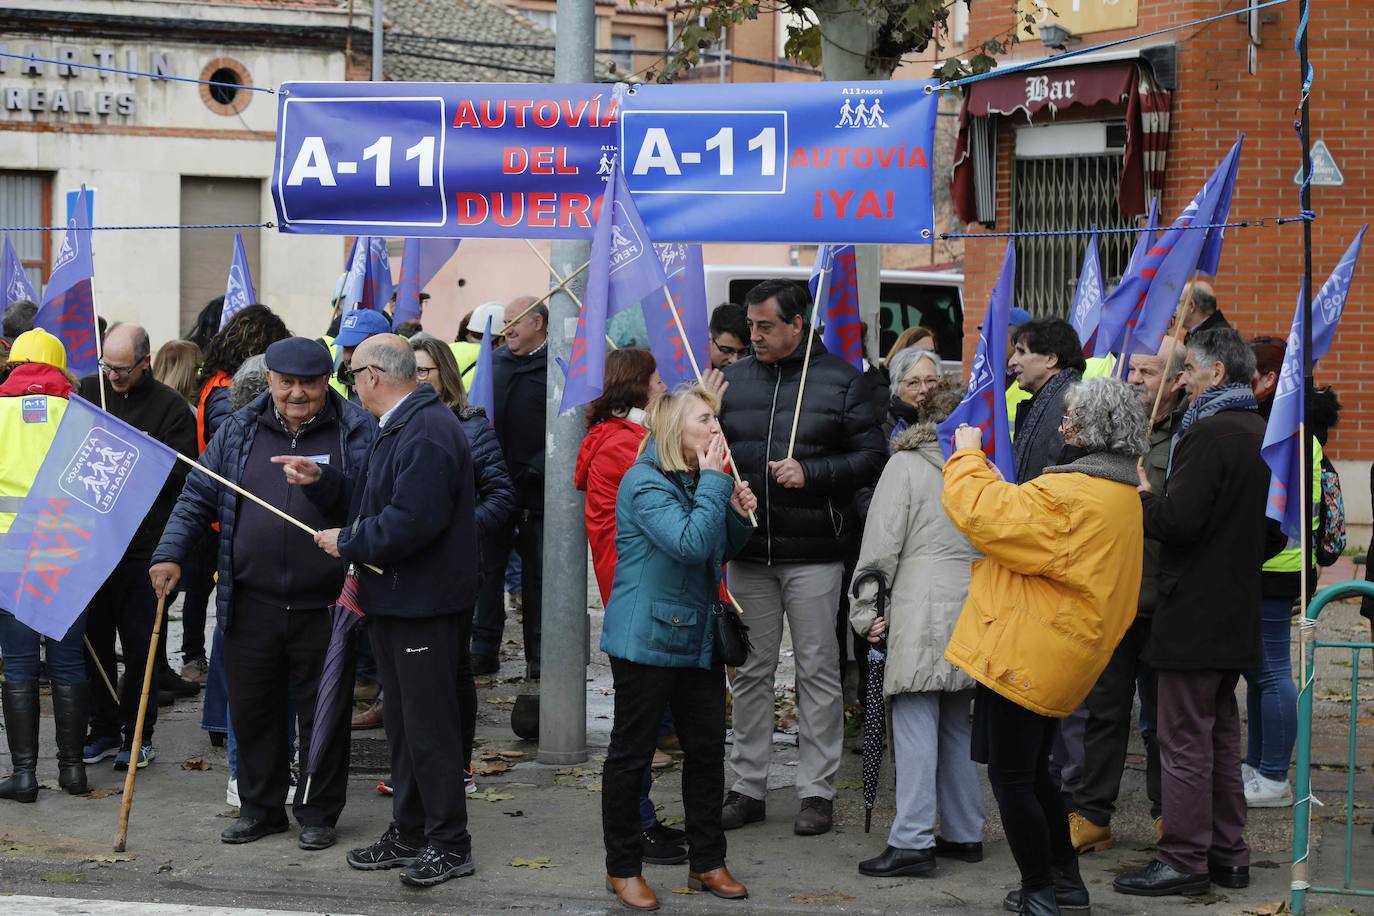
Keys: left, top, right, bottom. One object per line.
{"left": 7, "top": 328, "right": 67, "bottom": 371}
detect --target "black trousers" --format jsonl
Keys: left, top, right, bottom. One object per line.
{"left": 604, "top": 657, "right": 726, "bottom": 878}
{"left": 976, "top": 685, "right": 1077, "bottom": 893}
{"left": 1074, "top": 613, "right": 1161, "bottom": 826}
{"left": 472, "top": 510, "right": 543, "bottom": 672}
{"left": 223, "top": 594, "right": 355, "bottom": 828}
{"left": 178, "top": 530, "right": 218, "bottom": 664}
{"left": 86, "top": 558, "right": 159, "bottom": 749}
{"left": 372, "top": 612, "right": 471, "bottom": 854}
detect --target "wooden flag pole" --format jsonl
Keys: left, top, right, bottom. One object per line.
{"left": 785, "top": 266, "right": 830, "bottom": 460}
{"left": 658, "top": 283, "right": 757, "bottom": 528}
{"left": 524, "top": 240, "right": 615, "bottom": 349}
{"left": 172, "top": 453, "right": 383, "bottom": 575}
{"left": 113, "top": 592, "right": 166, "bottom": 852}
{"left": 82, "top": 636, "right": 120, "bottom": 704}
{"left": 500, "top": 260, "right": 590, "bottom": 336}
{"left": 1138, "top": 283, "right": 1197, "bottom": 470}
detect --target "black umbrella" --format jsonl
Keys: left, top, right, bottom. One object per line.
{"left": 301, "top": 569, "right": 363, "bottom": 805}
{"left": 850, "top": 568, "right": 889, "bottom": 834}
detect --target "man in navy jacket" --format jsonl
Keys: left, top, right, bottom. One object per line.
{"left": 278, "top": 333, "right": 478, "bottom": 888}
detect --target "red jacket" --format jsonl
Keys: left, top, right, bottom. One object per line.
{"left": 0, "top": 362, "right": 73, "bottom": 398}
{"left": 574, "top": 416, "right": 647, "bottom": 605}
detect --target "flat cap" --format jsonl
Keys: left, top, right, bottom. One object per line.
{"left": 265, "top": 337, "right": 333, "bottom": 377}
{"left": 335, "top": 309, "right": 392, "bottom": 347}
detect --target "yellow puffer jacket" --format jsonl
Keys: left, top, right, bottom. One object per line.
{"left": 941, "top": 447, "right": 1143, "bottom": 717}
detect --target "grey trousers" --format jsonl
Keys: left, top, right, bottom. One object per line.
{"left": 889, "top": 690, "right": 985, "bottom": 850}
{"left": 727, "top": 559, "right": 844, "bottom": 801}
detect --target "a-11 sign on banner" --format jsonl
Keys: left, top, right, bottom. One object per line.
{"left": 271, "top": 80, "right": 937, "bottom": 244}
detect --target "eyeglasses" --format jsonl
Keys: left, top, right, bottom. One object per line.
{"left": 712, "top": 339, "right": 751, "bottom": 358}
{"left": 415, "top": 366, "right": 435, "bottom": 379}
{"left": 99, "top": 359, "right": 141, "bottom": 379}
{"left": 348, "top": 364, "right": 384, "bottom": 384}
{"left": 901, "top": 376, "right": 936, "bottom": 390}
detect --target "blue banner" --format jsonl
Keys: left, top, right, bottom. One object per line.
{"left": 36, "top": 185, "right": 98, "bottom": 378}
{"left": 0, "top": 397, "right": 177, "bottom": 640}
{"left": 2, "top": 237, "right": 37, "bottom": 309}
{"left": 271, "top": 81, "right": 937, "bottom": 244}
{"left": 219, "top": 232, "right": 258, "bottom": 330}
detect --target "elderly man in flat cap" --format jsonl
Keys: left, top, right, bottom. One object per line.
{"left": 152, "top": 337, "right": 376, "bottom": 850}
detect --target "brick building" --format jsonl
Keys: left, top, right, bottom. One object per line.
{"left": 953, "top": 0, "right": 1371, "bottom": 523}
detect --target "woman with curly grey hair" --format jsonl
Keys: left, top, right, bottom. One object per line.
{"left": 941, "top": 376, "right": 1147, "bottom": 916}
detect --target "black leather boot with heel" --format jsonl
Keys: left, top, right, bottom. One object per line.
{"left": 0, "top": 680, "right": 40, "bottom": 803}
{"left": 51, "top": 681, "right": 90, "bottom": 795}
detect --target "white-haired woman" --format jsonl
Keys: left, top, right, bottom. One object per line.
{"left": 600, "top": 384, "right": 756, "bottom": 912}
{"left": 884, "top": 347, "right": 941, "bottom": 445}
{"left": 851, "top": 377, "right": 985, "bottom": 880}
{"left": 943, "top": 377, "right": 1148, "bottom": 916}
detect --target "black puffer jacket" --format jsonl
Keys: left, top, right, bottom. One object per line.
{"left": 456, "top": 405, "right": 515, "bottom": 540}
{"left": 719, "top": 334, "right": 886, "bottom": 564}
{"left": 492, "top": 344, "right": 547, "bottom": 513}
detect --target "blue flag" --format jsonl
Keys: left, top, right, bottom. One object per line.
{"left": 35, "top": 186, "right": 98, "bottom": 378}
{"left": 218, "top": 232, "right": 258, "bottom": 330}
{"left": 1094, "top": 200, "right": 1158, "bottom": 359}
{"left": 394, "top": 237, "right": 462, "bottom": 325}
{"left": 1069, "top": 232, "right": 1105, "bottom": 354}
{"left": 2, "top": 236, "right": 38, "bottom": 309}
{"left": 1196, "top": 135, "right": 1243, "bottom": 278}
{"left": 559, "top": 165, "right": 667, "bottom": 412}
{"left": 1261, "top": 226, "right": 1367, "bottom": 539}
{"left": 1127, "top": 136, "right": 1244, "bottom": 360}
{"left": 468, "top": 312, "right": 496, "bottom": 419}
{"left": 809, "top": 245, "right": 864, "bottom": 369}
{"left": 937, "top": 240, "right": 1016, "bottom": 481}
{"left": 0, "top": 396, "right": 178, "bottom": 640}
{"left": 342, "top": 236, "right": 393, "bottom": 312}
{"left": 644, "top": 242, "right": 709, "bottom": 389}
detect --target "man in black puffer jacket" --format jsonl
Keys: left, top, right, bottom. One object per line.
{"left": 717, "top": 279, "right": 886, "bottom": 838}
{"left": 152, "top": 338, "right": 375, "bottom": 851}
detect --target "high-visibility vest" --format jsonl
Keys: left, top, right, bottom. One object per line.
{"left": 451, "top": 340, "right": 479, "bottom": 387}
{"left": 0, "top": 394, "right": 68, "bottom": 535}
{"left": 319, "top": 335, "right": 349, "bottom": 399}
{"left": 1263, "top": 439, "right": 1324, "bottom": 573}
{"left": 1083, "top": 355, "right": 1116, "bottom": 379}
{"left": 195, "top": 372, "right": 233, "bottom": 455}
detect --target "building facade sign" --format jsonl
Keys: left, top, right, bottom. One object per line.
{"left": 0, "top": 41, "right": 176, "bottom": 119}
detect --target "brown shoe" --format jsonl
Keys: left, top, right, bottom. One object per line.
{"left": 605, "top": 875, "right": 659, "bottom": 911}
{"left": 353, "top": 680, "right": 380, "bottom": 702}
{"left": 351, "top": 700, "right": 384, "bottom": 730}
{"left": 656, "top": 734, "right": 682, "bottom": 755}
{"left": 688, "top": 865, "right": 748, "bottom": 899}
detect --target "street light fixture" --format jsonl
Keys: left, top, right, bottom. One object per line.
{"left": 1040, "top": 22, "right": 1073, "bottom": 50}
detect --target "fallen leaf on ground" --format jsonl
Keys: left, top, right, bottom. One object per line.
{"left": 82, "top": 853, "right": 133, "bottom": 863}
{"left": 486, "top": 696, "right": 517, "bottom": 706}
{"left": 660, "top": 816, "right": 685, "bottom": 826}
{"left": 1243, "top": 902, "right": 1289, "bottom": 915}
{"left": 470, "top": 790, "right": 514, "bottom": 802}
{"left": 475, "top": 762, "right": 511, "bottom": 776}
{"left": 40, "top": 873, "right": 81, "bottom": 883}
{"left": 497, "top": 750, "right": 526, "bottom": 759}
{"left": 790, "top": 892, "right": 855, "bottom": 905}
{"left": 509, "top": 856, "right": 557, "bottom": 868}
{"left": 80, "top": 787, "right": 122, "bottom": 800}
{"left": 670, "top": 887, "right": 700, "bottom": 895}
{"left": 181, "top": 758, "right": 210, "bottom": 771}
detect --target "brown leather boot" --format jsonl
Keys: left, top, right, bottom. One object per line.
{"left": 351, "top": 700, "right": 384, "bottom": 730}
{"left": 688, "top": 865, "right": 748, "bottom": 899}
{"left": 605, "top": 875, "right": 659, "bottom": 911}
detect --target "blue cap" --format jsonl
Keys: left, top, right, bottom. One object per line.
{"left": 335, "top": 309, "right": 392, "bottom": 347}
{"left": 265, "top": 337, "right": 333, "bottom": 378}
{"left": 1008, "top": 307, "right": 1033, "bottom": 327}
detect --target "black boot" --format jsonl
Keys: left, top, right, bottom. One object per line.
{"left": 50, "top": 681, "right": 89, "bottom": 795}
{"left": 1019, "top": 885, "right": 1062, "bottom": 916}
{"left": 0, "top": 680, "right": 39, "bottom": 803}
{"left": 1004, "top": 867, "right": 1090, "bottom": 912}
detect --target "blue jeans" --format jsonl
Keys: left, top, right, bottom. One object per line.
{"left": 202, "top": 622, "right": 229, "bottom": 734}
{"left": 1244, "top": 597, "right": 1298, "bottom": 782}
{"left": 0, "top": 608, "right": 87, "bottom": 683}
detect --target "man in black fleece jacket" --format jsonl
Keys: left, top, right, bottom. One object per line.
{"left": 77, "top": 324, "right": 195, "bottom": 771}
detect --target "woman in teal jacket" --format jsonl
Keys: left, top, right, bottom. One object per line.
{"left": 601, "top": 385, "right": 756, "bottom": 912}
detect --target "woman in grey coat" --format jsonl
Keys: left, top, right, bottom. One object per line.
{"left": 850, "top": 378, "right": 985, "bottom": 878}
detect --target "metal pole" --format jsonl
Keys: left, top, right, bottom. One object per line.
{"left": 371, "top": 0, "right": 383, "bottom": 81}
{"left": 1291, "top": 1, "right": 1315, "bottom": 909}
{"left": 537, "top": 0, "right": 594, "bottom": 765}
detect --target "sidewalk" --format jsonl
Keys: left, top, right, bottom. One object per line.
{"left": 0, "top": 588, "right": 1368, "bottom": 915}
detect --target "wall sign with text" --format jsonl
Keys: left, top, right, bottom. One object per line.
{"left": 270, "top": 80, "right": 938, "bottom": 245}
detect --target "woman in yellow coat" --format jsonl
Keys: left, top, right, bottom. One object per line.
{"left": 942, "top": 376, "right": 1146, "bottom": 916}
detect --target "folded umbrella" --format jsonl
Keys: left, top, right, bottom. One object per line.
{"left": 851, "top": 568, "right": 890, "bottom": 833}
{"left": 301, "top": 569, "right": 363, "bottom": 805}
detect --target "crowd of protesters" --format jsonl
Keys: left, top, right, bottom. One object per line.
{"left": 0, "top": 272, "right": 1367, "bottom": 911}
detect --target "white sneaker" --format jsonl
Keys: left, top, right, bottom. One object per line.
{"left": 1245, "top": 772, "right": 1293, "bottom": 808}
{"left": 226, "top": 777, "right": 240, "bottom": 808}
{"left": 1241, "top": 762, "right": 1258, "bottom": 785}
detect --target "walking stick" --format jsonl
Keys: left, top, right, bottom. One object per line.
{"left": 658, "top": 284, "right": 757, "bottom": 527}
{"left": 113, "top": 592, "right": 166, "bottom": 853}
{"left": 785, "top": 266, "right": 831, "bottom": 460}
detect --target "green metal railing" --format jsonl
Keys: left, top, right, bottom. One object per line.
{"left": 1291, "top": 579, "right": 1374, "bottom": 914}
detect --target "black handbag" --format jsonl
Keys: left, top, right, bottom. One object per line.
{"left": 710, "top": 565, "right": 751, "bottom": 666}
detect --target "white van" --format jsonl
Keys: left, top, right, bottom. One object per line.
{"left": 703, "top": 265, "right": 965, "bottom": 363}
